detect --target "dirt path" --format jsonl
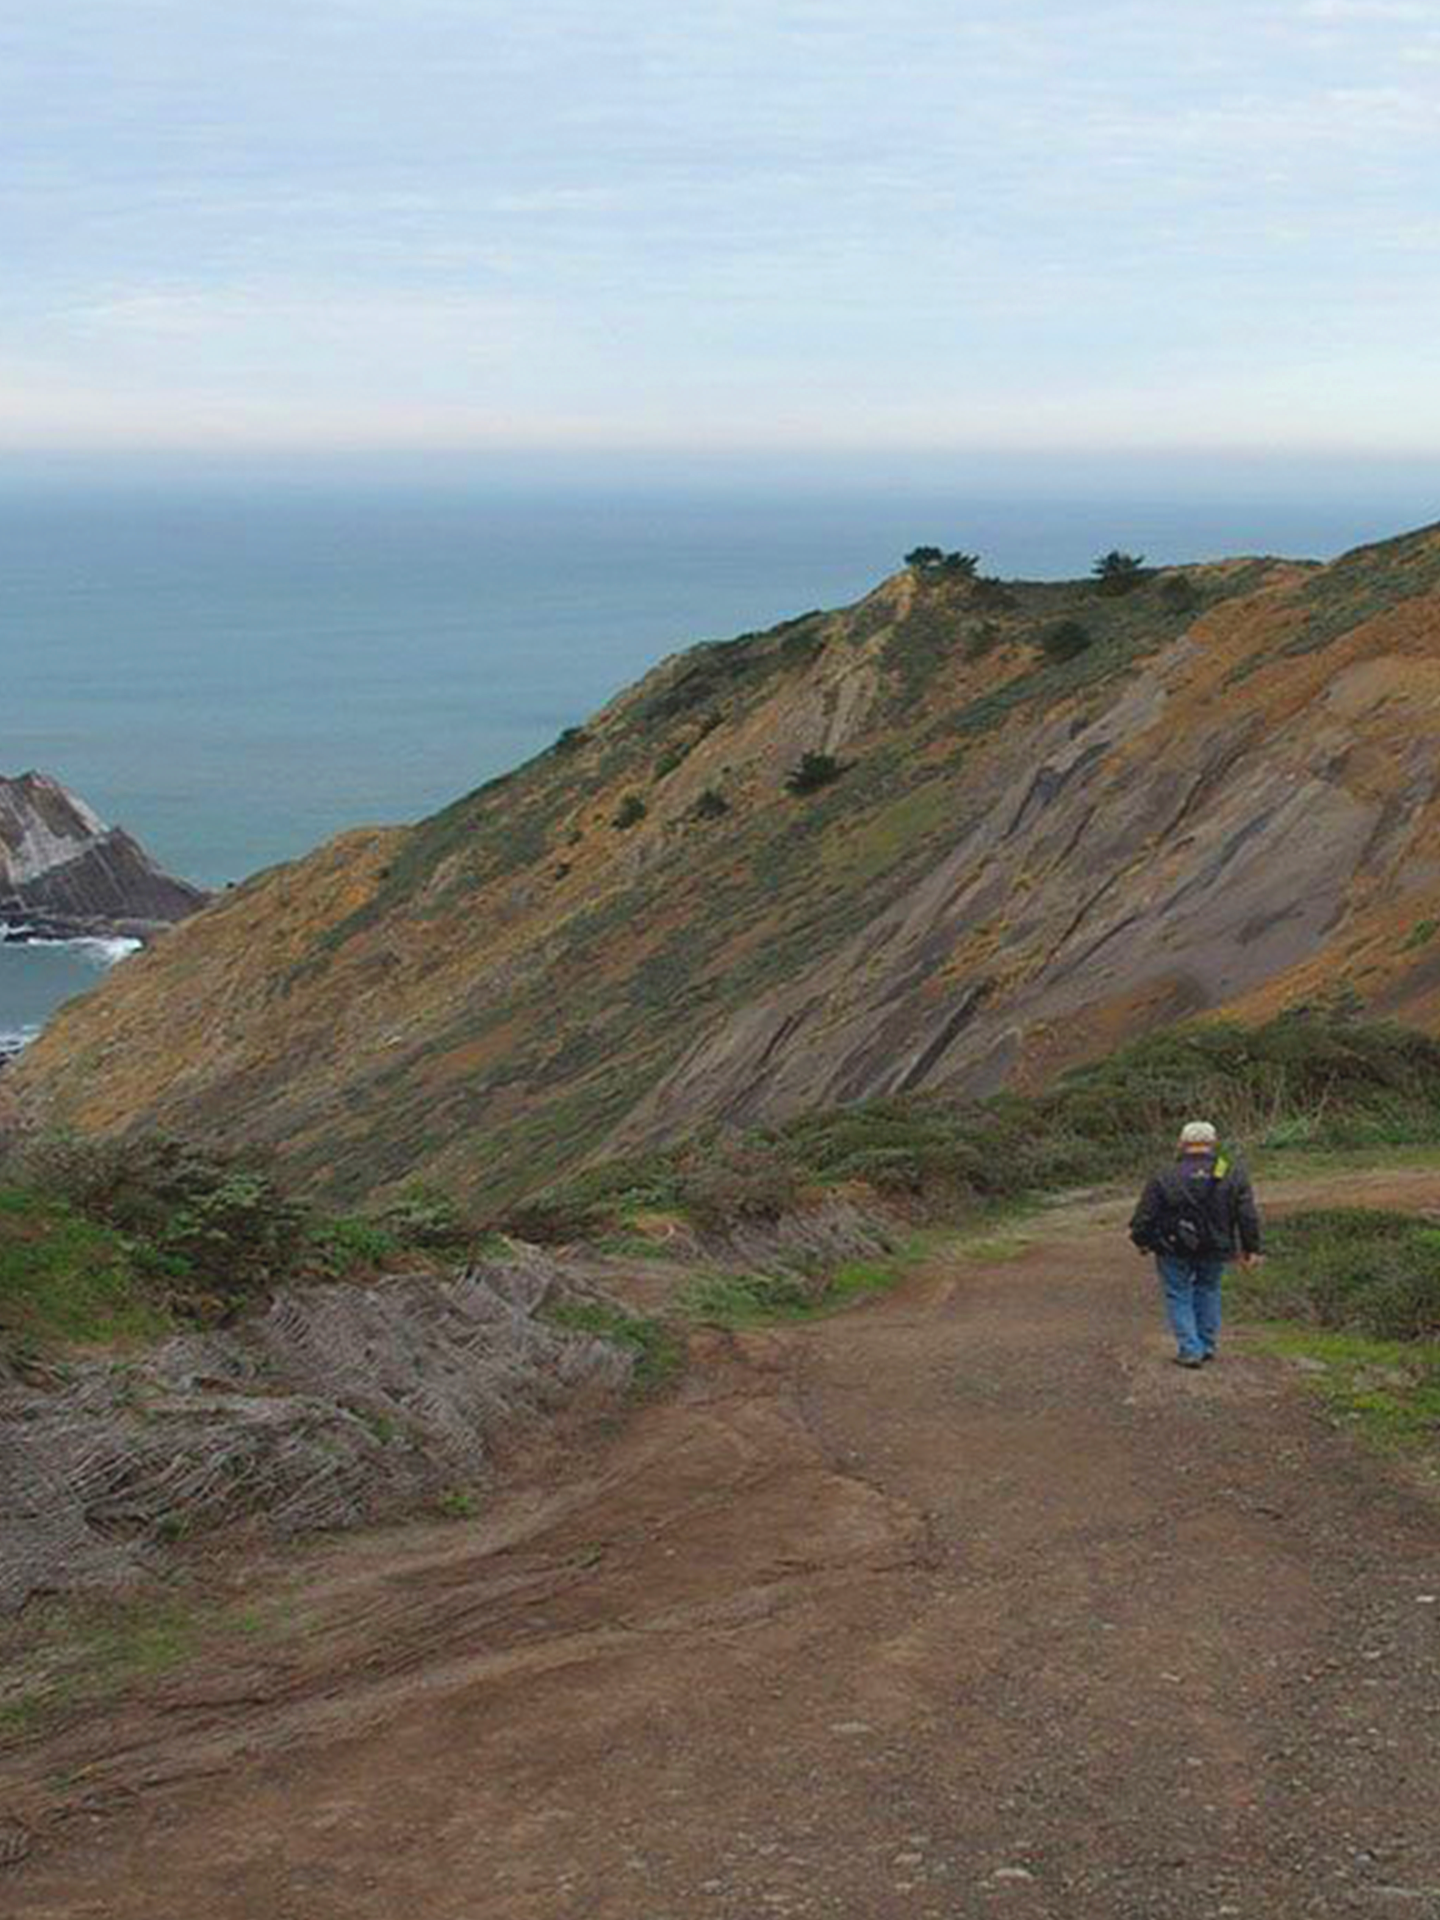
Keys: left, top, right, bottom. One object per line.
{"left": 6, "top": 1174, "right": 1440, "bottom": 1919}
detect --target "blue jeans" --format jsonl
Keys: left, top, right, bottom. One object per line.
{"left": 1156, "top": 1254, "right": 1225, "bottom": 1359}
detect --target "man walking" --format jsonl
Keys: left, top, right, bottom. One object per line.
{"left": 1129, "top": 1121, "right": 1263, "bottom": 1367}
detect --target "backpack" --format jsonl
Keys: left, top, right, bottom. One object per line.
{"left": 1166, "top": 1155, "right": 1229, "bottom": 1257}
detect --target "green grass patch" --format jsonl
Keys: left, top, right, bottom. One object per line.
{"left": 953, "top": 1234, "right": 1034, "bottom": 1262}
{"left": 545, "top": 1299, "right": 683, "bottom": 1394}
{"left": 678, "top": 1245, "right": 923, "bottom": 1330}
{"left": 0, "top": 1141, "right": 481, "bottom": 1361}
{"left": 680, "top": 1270, "right": 819, "bottom": 1326}
{"left": 1216, "top": 1200, "right": 1440, "bottom": 1460}
{"left": 591, "top": 1230, "right": 679, "bottom": 1261}
{"left": 0, "top": 1187, "right": 173, "bottom": 1359}
{"left": 1251, "top": 1141, "right": 1440, "bottom": 1181}
{"left": 1247, "top": 1324, "right": 1440, "bottom": 1455}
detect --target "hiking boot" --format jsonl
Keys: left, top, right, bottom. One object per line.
{"left": 1173, "top": 1353, "right": 1204, "bottom": 1369}
{"left": 1201, "top": 1352, "right": 1216, "bottom": 1364}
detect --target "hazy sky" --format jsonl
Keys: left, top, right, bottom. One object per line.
{"left": 2, "top": 1, "right": 1437, "bottom": 455}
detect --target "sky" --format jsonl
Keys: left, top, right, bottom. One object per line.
{"left": 2, "top": 0, "right": 1438, "bottom": 458}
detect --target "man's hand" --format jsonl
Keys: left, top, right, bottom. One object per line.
{"left": 1240, "top": 1252, "right": 1264, "bottom": 1269}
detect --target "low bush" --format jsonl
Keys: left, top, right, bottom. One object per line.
{"left": 8, "top": 1133, "right": 307, "bottom": 1313}
{"left": 376, "top": 1183, "right": 470, "bottom": 1250}
{"left": 1160, "top": 573, "right": 1201, "bottom": 614}
{"left": 1, "top": 1132, "right": 480, "bottom": 1342}
{"left": 677, "top": 1136, "right": 803, "bottom": 1234}
{"left": 785, "top": 751, "right": 846, "bottom": 796}
{"left": 308, "top": 1214, "right": 402, "bottom": 1275}
{"left": 1040, "top": 619, "right": 1092, "bottom": 663}
{"left": 1235, "top": 1209, "right": 1440, "bottom": 1342}
{"left": 612, "top": 793, "right": 647, "bottom": 830}
{"left": 510, "top": 1012, "right": 1440, "bottom": 1241}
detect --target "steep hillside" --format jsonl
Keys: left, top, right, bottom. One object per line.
{"left": 12, "top": 525, "right": 1440, "bottom": 1204}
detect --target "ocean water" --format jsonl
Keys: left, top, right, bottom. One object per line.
{"left": 0, "top": 939, "right": 139, "bottom": 1054}
{"left": 4, "top": 468, "right": 1437, "bottom": 1045}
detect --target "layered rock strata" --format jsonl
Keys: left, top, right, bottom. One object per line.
{"left": 0, "top": 771, "right": 207, "bottom": 942}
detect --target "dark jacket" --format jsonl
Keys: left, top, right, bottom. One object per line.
{"left": 1129, "top": 1153, "right": 1262, "bottom": 1262}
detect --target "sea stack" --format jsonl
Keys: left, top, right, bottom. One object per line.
{"left": 0, "top": 771, "right": 209, "bottom": 942}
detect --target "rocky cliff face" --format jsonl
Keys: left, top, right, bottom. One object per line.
{"left": 12, "top": 525, "right": 1440, "bottom": 1203}
{"left": 0, "top": 772, "right": 208, "bottom": 939}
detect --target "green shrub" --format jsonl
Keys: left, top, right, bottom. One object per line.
{"left": 1093, "top": 550, "right": 1147, "bottom": 595}
{"left": 612, "top": 793, "right": 647, "bottom": 830}
{"left": 1040, "top": 619, "right": 1092, "bottom": 662}
{"left": 1235, "top": 1210, "right": 1440, "bottom": 1342}
{"left": 8, "top": 1133, "right": 306, "bottom": 1313}
{"left": 681, "top": 1269, "right": 821, "bottom": 1326}
{"left": 514, "top": 1012, "right": 1440, "bottom": 1242}
{"left": 785, "top": 751, "right": 846, "bottom": 796}
{"left": 692, "top": 788, "right": 730, "bottom": 820}
{"left": 3, "top": 1133, "right": 479, "bottom": 1331}
{"left": 1403, "top": 918, "right": 1438, "bottom": 952}
{"left": 376, "top": 1183, "right": 470, "bottom": 1250}
{"left": 678, "top": 1136, "right": 803, "bottom": 1234}
{"left": 963, "top": 622, "right": 1003, "bottom": 661}
{"left": 301, "top": 1213, "right": 397, "bottom": 1274}
{"left": 905, "top": 547, "right": 980, "bottom": 578}
{"left": 1160, "top": 573, "right": 1200, "bottom": 614}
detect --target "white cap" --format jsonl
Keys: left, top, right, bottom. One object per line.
{"left": 1179, "top": 1121, "right": 1218, "bottom": 1147}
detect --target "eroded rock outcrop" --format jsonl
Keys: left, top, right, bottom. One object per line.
{"left": 0, "top": 771, "right": 207, "bottom": 941}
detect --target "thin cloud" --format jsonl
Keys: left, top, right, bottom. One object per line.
{"left": 0, "top": 0, "right": 1436, "bottom": 452}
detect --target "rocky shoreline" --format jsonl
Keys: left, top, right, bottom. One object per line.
{"left": 1, "top": 769, "right": 207, "bottom": 948}
{"left": 1, "top": 771, "right": 208, "bottom": 1071}
{"left": 0, "top": 907, "right": 164, "bottom": 946}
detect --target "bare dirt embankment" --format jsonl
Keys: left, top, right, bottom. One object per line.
{"left": 4, "top": 1169, "right": 1440, "bottom": 1919}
